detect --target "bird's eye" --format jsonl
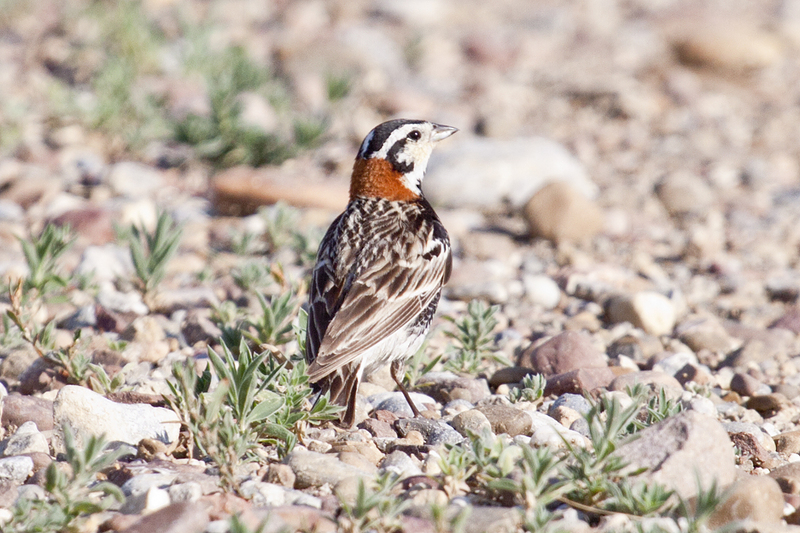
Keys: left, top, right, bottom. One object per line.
{"left": 407, "top": 130, "right": 421, "bottom": 141}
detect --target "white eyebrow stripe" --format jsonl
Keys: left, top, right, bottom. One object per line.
{"left": 373, "top": 124, "right": 419, "bottom": 159}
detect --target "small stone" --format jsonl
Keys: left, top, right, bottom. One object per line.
{"left": 770, "top": 463, "right": 800, "bottom": 494}
{"left": 673, "top": 22, "right": 783, "bottom": 73}
{"left": 607, "top": 292, "right": 676, "bottom": 336}
{"left": 380, "top": 451, "right": 422, "bottom": 479}
{"left": 523, "top": 182, "right": 604, "bottom": 244}
{"left": 707, "top": 476, "right": 784, "bottom": 528}
{"left": 550, "top": 394, "right": 593, "bottom": 415}
{"left": 332, "top": 439, "right": 383, "bottom": 466}
{"left": 462, "top": 505, "right": 521, "bottom": 533}
{"left": 615, "top": 411, "right": 737, "bottom": 500}
{"left": 549, "top": 406, "right": 582, "bottom": 428}
{"left": 238, "top": 480, "right": 286, "bottom": 507}
{"left": 544, "top": 367, "right": 616, "bottom": 396}
{"left": 108, "top": 162, "right": 165, "bottom": 199}
{"left": 722, "top": 423, "right": 775, "bottom": 451}
{"left": 728, "top": 432, "right": 780, "bottom": 469}
{"left": 527, "top": 411, "right": 587, "bottom": 449}
{"left": 655, "top": 171, "right": 715, "bottom": 218}
{"left": 746, "top": 393, "right": 790, "bottom": 417}
{"left": 369, "top": 392, "right": 437, "bottom": 418}
{"left": 488, "top": 367, "right": 535, "bottom": 387}
{"left": 395, "top": 418, "right": 463, "bottom": 446}
{"left": 413, "top": 372, "right": 490, "bottom": 404}
{"left": 730, "top": 373, "right": 771, "bottom": 397}
{"left": 771, "top": 307, "right": 800, "bottom": 334}
{"left": 137, "top": 438, "right": 168, "bottom": 461}
{"left": 519, "top": 331, "right": 606, "bottom": 376}
{"left": 53, "top": 385, "right": 180, "bottom": 450}
{"left": 265, "top": 463, "right": 295, "bottom": 488}
{"left": 358, "top": 418, "right": 397, "bottom": 439}
{"left": 287, "top": 448, "right": 372, "bottom": 489}
{"left": 2, "top": 421, "right": 49, "bottom": 456}
{"left": 115, "top": 501, "right": 209, "bottom": 533}
{"left": 0, "top": 456, "right": 33, "bottom": 483}
{"left": 168, "top": 482, "right": 202, "bottom": 503}
{"left": 523, "top": 275, "right": 561, "bottom": 309}
{"left": 451, "top": 409, "right": 493, "bottom": 437}
{"left": 122, "top": 485, "right": 172, "bottom": 514}
{"left": 477, "top": 404, "right": 532, "bottom": 437}
{"left": 676, "top": 316, "right": 739, "bottom": 354}
{"left": 775, "top": 430, "right": 800, "bottom": 455}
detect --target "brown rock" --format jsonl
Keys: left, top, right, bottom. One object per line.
{"left": 358, "top": 418, "right": 397, "bottom": 439}
{"left": 2, "top": 394, "right": 54, "bottom": 431}
{"left": 211, "top": 165, "right": 349, "bottom": 216}
{"left": 729, "top": 432, "right": 781, "bottom": 469}
{"left": 770, "top": 463, "right": 800, "bottom": 494}
{"left": 544, "top": 367, "right": 616, "bottom": 396}
{"left": 120, "top": 501, "right": 209, "bottom": 533}
{"left": 523, "top": 182, "right": 604, "bottom": 244}
{"left": 707, "top": 476, "right": 784, "bottom": 528}
{"left": 674, "top": 363, "right": 712, "bottom": 385}
{"left": 774, "top": 430, "right": 800, "bottom": 455}
{"left": 265, "top": 463, "right": 295, "bottom": 488}
{"left": 673, "top": 22, "right": 783, "bottom": 73}
{"left": 746, "top": 393, "right": 790, "bottom": 417}
{"left": 731, "top": 373, "right": 770, "bottom": 397}
{"left": 51, "top": 208, "right": 115, "bottom": 245}
{"left": 414, "top": 373, "right": 490, "bottom": 404}
{"left": 519, "top": 331, "right": 606, "bottom": 376}
{"left": 676, "top": 316, "right": 739, "bottom": 354}
{"left": 489, "top": 366, "right": 535, "bottom": 387}
{"left": 476, "top": 404, "right": 532, "bottom": 437}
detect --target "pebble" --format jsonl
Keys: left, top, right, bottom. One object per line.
{"left": 730, "top": 373, "right": 771, "bottom": 397}
{"left": 368, "top": 392, "right": 437, "bottom": 418}
{"left": 519, "top": 331, "right": 606, "bottom": 376}
{"left": 107, "top": 162, "right": 165, "bottom": 199}
{"left": 380, "top": 451, "right": 422, "bottom": 479}
{"left": 544, "top": 367, "right": 616, "bottom": 396}
{"left": 53, "top": 385, "right": 180, "bottom": 449}
{"left": 168, "top": 481, "right": 202, "bottom": 503}
{"left": 1, "top": 394, "right": 54, "bottom": 431}
{"left": 527, "top": 411, "right": 587, "bottom": 449}
{"left": 488, "top": 367, "right": 535, "bottom": 387}
{"left": 0, "top": 456, "right": 33, "bottom": 483}
{"left": 676, "top": 316, "right": 739, "bottom": 354}
{"left": 523, "top": 182, "right": 604, "bottom": 244}
{"left": 287, "top": 447, "right": 372, "bottom": 489}
{"left": 2, "top": 421, "right": 49, "bottom": 456}
{"left": 413, "top": 372, "right": 490, "bottom": 404}
{"left": 550, "top": 393, "right": 592, "bottom": 415}
{"left": 606, "top": 292, "right": 676, "bottom": 336}
{"left": 523, "top": 275, "right": 562, "bottom": 309}
{"left": 614, "top": 411, "right": 736, "bottom": 500}
{"left": 476, "top": 404, "right": 532, "bottom": 437}
{"left": 451, "top": 409, "right": 492, "bottom": 437}
{"left": 775, "top": 430, "right": 800, "bottom": 455}
{"left": 425, "top": 136, "right": 597, "bottom": 211}
{"left": 114, "top": 501, "right": 210, "bottom": 533}
{"left": 395, "top": 418, "right": 463, "bottom": 446}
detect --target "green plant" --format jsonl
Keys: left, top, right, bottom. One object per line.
{"left": 19, "top": 223, "right": 74, "bottom": 296}
{"left": 508, "top": 374, "right": 547, "bottom": 404}
{"left": 675, "top": 476, "right": 727, "bottom": 533}
{"left": 246, "top": 291, "right": 297, "bottom": 346}
{"left": 337, "top": 473, "right": 409, "bottom": 533}
{"left": 402, "top": 340, "right": 442, "bottom": 389}
{"left": 127, "top": 210, "right": 183, "bottom": 298}
{"left": 326, "top": 73, "right": 351, "bottom": 102}
{"left": 625, "top": 384, "right": 683, "bottom": 433}
{"left": 6, "top": 424, "right": 124, "bottom": 533}
{"left": 231, "top": 261, "right": 274, "bottom": 292}
{"left": 442, "top": 300, "right": 507, "bottom": 375}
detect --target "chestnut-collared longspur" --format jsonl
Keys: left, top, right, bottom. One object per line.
{"left": 305, "top": 119, "right": 457, "bottom": 427}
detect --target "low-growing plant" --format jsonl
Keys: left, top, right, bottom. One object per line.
{"left": 508, "top": 374, "right": 547, "bottom": 404}
{"left": 19, "top": 223, "right": 74, "bottom": 296}
{"left": 246, "top": 291, "right": 297, "bottom": 347}
{"left": 337, "top": 473, "right": 409, "bottom": 533}
{"left": 126, "top": 210, "right": 183, "bottom": 298}
{"left": 443, "top": 300, "right": 508, "bottom": 375}
{"left": 402, "top": 340, "right": 442, "bottom": 389}
{"left": 6, "top": 424, "right": 125, "bottom": 533}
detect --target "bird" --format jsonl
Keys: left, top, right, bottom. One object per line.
{"left": 305, "top": 118, "right": 457, "bottom": 427}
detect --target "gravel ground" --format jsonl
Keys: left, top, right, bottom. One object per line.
{"left": 2, "top": 0, "right": 800, "bottom": 532}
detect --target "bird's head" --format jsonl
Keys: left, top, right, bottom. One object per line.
{"left": 350, "top": 119, "right": 457, "bottom": 201}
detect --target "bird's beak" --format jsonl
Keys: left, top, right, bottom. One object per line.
{"left": 431, "top": 124, "right": 458, "bottom": 142}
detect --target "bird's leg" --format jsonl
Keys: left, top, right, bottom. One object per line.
{"left": 390, "top": 360, "right": 421, "bottom": 417}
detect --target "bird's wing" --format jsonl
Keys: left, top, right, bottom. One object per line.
{"left": 306, "top": 229, "right": 450, "bottom": 382}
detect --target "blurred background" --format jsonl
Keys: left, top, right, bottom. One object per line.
{"left": 1, "top": 0, "right": 800, "bottom": 325}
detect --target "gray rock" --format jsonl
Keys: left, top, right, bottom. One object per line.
{"left": 395, "top": 418, "right": 464, "bottom": 446}
{"left": 615, "top": 411, "right": 737, "bottom": 500}
{"left": 652, "top": 351, "right": 698, "bottom": 377}
{"left": 122, "top": 473, "right": 178, "bottom": 497}
{"left": 451, "top": 409, "right": 492, "bottom": 437}
{"left": 676, "top": 316, "right": 740, "bottom": 354}
{"left": 168, "top": 481, "right": 202, "bottom": 503}
{"left": 425, "top": 136, "right": 597, "bottom": 211}
{"left": 380, "top": 451, "right": 422, "bottom": 479}
{"left": 53, "top": 385, "right": 180, "bottom": 449}
{"left": 550, "top": 393, "right": 592, "bottom": 415}
{"left": 287, "top": 447, "right": 372, "bottom": 489}
{"left": 368, "top": 392, "right": 436, "bottom": 418}
{"left": 2, "top": 421, "right": 49, "bottom": 456}
{"left": 413, "top": 372, "right": 491, "bottom": 404}
{"left": 121, "top": 485, "right": 171, "bottom": 515}
{"left": 527, "top": 411, "right": 587, "bottom": 449}
{"left": 656, "top": 171, "right": 715, "bottom": 218}
{"left": 0, "top": 456, "right": 33, "bottom": 483}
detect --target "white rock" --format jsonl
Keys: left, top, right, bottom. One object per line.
{"left": 53, "top": 385, "right": 180, "bottom": 450}
{"left": 425, "top": 136, "right": 597, "bottom": 210}
{"left": 121, "top": 485, "right": 171, "bottom": 515}
{"left": 653, "top": 351, "right": 698, "bottom": 377}
{"left": 523, "top": 275, "right": 561, "bottom": 309}
{"left": 76, "top": 245, "right": 134, "bottom": 284}
{"left": 239, "top": 480, "right": 286, "bottom": 507}
{"left": 0, "top": 456, "right": 33, "bottom": 483}
{"left": 526, "top": 411, "right": 587, "bottom": 449}
{"left": 607, "top": 292, "right": 676, "bottom": 336}
{"left": 97, "top": 284, "right": 149, "bottom": 315}
{"left": 169, "top": 481, "right": 202, "bottom": 503}
{"left": 108, "top": 162, "right": 165, "bottom": 199}
{"left": 3, "top": 421, "right": 49, "bottom": 456}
